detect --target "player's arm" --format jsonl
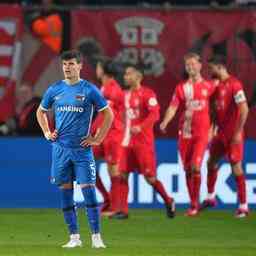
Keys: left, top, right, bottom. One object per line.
{"left": 131, "top": 93, "right": 159, "bottom": 134}
{"left": 80, "top": 106, "right": 113, "bottom": 147}
{"left": 36, "top": 86, "right": 57, "bottom": 141}
{"left": 232, "top": 101, "right": 248, "bottom": 143}
{"left": 80, "top": 84, "right": 113, "bottom": 147}
{"left": 159, "top": 105, "right": 178, "bottom": 133}
{"left": 36, "top": 107, "right": 58, "bottom": 141}
{"left": 232, "top": 85, "right": 249, "bottom": 144}
{"left": 160, "top": 85, "right": 181, "bottom": 133}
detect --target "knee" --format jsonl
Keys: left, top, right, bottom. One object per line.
{"left": 207, "top": 158, "right": 218, "bottom": 172}
{"left": 81, "top": 185, "right": 98, "bottom": 207}
{"left": 191, "top": 165, "right": 200, "bottom": 174}
{"left": 145, "top": 176, "right": 156, "bottom": 185}
{"left": 232, "top": 162, "right": 243, "bottom": 176}
{"left": 60, "top": 183, "right": 73, "bottom": 190}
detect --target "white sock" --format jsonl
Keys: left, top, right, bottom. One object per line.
{"left": 207, "top": 193, "right": 215, "bottom": 200}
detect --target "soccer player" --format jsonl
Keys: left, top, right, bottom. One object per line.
{"left": 160, "top": 53, "right": 215, "bottom": 217}
{"left": 201, "top": 55, "right": 249, "bottom": 218}
{"left": 111, "top": 64, "right": 175, "bottom": 219}
{"left": 36, "top": 50, "right": 113, "bottom": 248}
{"left": 92, "top": 58, "right": 124, "bottom": 215}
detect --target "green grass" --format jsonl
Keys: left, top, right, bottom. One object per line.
{"left": 0, "top": 209, "right": 255, "bottom": 256}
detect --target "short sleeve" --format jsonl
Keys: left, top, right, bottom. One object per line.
{"left": 40, "top": 86, "right": 54, "bottom": 111}
{"left": 145, "top": 90, "right": 159, "bottom": 111}
{"left": 233, "top": 80, "right": 246, "bottom": 104}
{"left": 90, "top": 85, "right": 108, "bottom": 111}
{"left": 169, "top": 85, "right": 182, "bottom": 108}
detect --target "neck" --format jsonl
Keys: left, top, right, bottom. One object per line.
{"left": 65, "top": 77, "right": 80, "bottom": 85}
{"left": 219, "top": 71, "right": 230, "bottom": 81}
{"left": 131, "top": 82, "right": 141, "bottom": 90}
{"left": 189, "top": 74, "right": 202, "bottom": 84}
{"left": 102, "top": 76, "right": 113, "bottom": 86}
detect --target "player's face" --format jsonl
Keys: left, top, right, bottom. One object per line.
{"left": 185, "top": 57, "right": 202, "bottom": 77}
{"left": 124, "top": 67, "right": 139, "bottom": 87}
{"left": 62, "top": 58, "right": 82, "bottom": 80}
{"left": 96, "top": 62, "right": 104, "bottom": 82}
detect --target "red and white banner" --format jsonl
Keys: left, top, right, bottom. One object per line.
{"left": 72, "top": 10, "right": 256, "bottom": 138}
{"left": 0, "top": 4, "right": 23, "bottom": 122}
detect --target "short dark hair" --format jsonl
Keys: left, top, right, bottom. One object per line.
{"left": 208, "top": 55, "right": 226, "bottom": 66}
{"left": 125, "top": 62, "right": 144, "bottom": 75}
{"left": 60, "top": 50, "right": 82, "bottom": 63}
{"left": 97, "top": 57, "right": 117, "bottom": 77}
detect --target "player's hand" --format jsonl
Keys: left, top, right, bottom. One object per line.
{"left": 159, "top": 121, "right": 167, "bottom": 133}
{"left": 44, "top": 130, "right": 58, "bottom": 141}
{"left": 80, "top": 135, "right": 101, "bottom": 147}
{"left": 231, "top": 131, "right": 242, "bottom": 144}
{"left": 131, "top": 125, "right": 141, "bottom": 134}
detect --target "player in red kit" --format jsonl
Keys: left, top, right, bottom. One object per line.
{"left": 92, "top": 58, "right": 124, "bottom": 215}
{"left": 160, "top": 53, "right": 215, "bottom": 217}
{"left": 201, "top": 55, "right": 249, "bottom": 218}
{"left": 110, "top": 64, "right": 175, "bottom": 219}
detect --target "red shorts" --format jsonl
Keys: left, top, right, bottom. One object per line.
{"left": 179, "top": 136, "right": 208, "bottom": 171}
{"left": 119, "top": 143, "right": 156, "bottom": 177}
{"left": 93, "top": 133, "right": 123, "bottom": 165}
{"left": 209, "top": 134, "right": 244, "bottom": 164}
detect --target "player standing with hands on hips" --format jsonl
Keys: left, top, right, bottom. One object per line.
{"left": 36, "top": 50, "right": 113, "bottom": 248}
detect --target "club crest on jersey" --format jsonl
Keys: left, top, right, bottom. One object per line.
{"left": 75, "top": 94, "right": 85, "bottom": 101}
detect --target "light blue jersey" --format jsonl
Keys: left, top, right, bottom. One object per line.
{"left": 40, "top": 79, "right": 107, "bottom": 149}
{"left": 40, "top": 79, "right": 107, "bottom": 185}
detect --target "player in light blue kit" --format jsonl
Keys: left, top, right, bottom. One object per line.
{"left": 36, "top": 50, "right": 113, "bottom": 249}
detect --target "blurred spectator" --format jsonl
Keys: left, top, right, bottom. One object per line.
{"left": 16, "top": 83, "right": 42, "bottom": 136}
{"left": 29, "top": 0, "right": 63, "bottom": 53}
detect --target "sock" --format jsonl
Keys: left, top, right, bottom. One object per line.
{"left": 110, "top": 176, "right": 121, "bottom": 212}
{"left": 185, "top": 172, "right": 193, "bottom": 202}
{"left": 119, "top": 178, "right": 129, "bottom": 214}
{"left": 152, "top": 179, "right": 172, "bottom": 204}
{"left": 96, "top": 173, "right": 110, "bottom": 203}
{"left": 207, "top": 167, "right": 218, "bottom": 195}
{"left": 191, "top": 172, "right": 201, "bottom": 209}
{"left": 60, "top": 188, "right": 78, "bottom": 235}
{"left": 235, "top": 174, "right": 247, "bottom": 205}
{"left": 81, "top": 186, "right": 100, "bottom": 234}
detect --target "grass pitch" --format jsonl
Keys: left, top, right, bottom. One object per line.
{"left": 0, "top": 209, "right": 255, "bottom": 256}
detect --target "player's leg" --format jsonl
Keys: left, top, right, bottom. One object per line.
{"left": 186, "top": 137, "right": 208, "bottom": 216}
{"left": 109, "top": 147, "right": 132, "bottom": 219}
{"left": 51, "top": 144, "right": 81, "bottom": 248}
{"left": 202, "top": 136, "right": 225, "bottom": 208}
{"left": 103, "top": 137, "right": 122, "bottom": 215}
{"left": 135, "top": 143, "right": 175, "bottom": 218}
{"left": 178, "top": 137, "right": 193, "bottom": 210}
{"left": 60, "top": 183, "right": 82, "bottom": 248}
{"left": 228, "top": 142, "right": 249, "bottom": 218}
{"left": 74, "top": 150, "right": 105, "bottom": 248}
{"left": 93, "top": 145, "right": 111, "bottom": 213}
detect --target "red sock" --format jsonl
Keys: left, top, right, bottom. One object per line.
{"left": 110, "top": 176, "right": 121, "bottom": 212}
{"left": 119, "top": 178, "right": 129, "bottom": 214}
{"left": 152, "top": 180, "right": 172, "bottom": 205}
{"left": 235, "top": 175, "right": 247, "bottom": 205}
{"left": 96, "top": 174, "right": 110, "bottom": 203}
{"left": 207, "top": 167, "right": 218, "bottom": 194}
{"left": 191, "top": 172, "right": 201, "bottom": 209}
{"left": 186, "top": 173, "right": 193, "bottom": 202}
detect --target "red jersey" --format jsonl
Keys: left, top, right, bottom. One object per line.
{"left": 170, "top": 79, "right": 215, "bottom": 139}
{"left": 92, "top": 79, "right": 124, "bottom": 135}
{"left": 213, "top": 76, "right": 247, "bottom": 138}
{"left": 122, "top": 86, "right": 159, "bottom": 146}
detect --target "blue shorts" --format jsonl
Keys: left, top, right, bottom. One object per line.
{"left": 51, "top": 143, "right": 96, "bottom": 186}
